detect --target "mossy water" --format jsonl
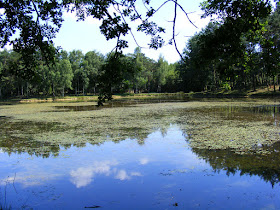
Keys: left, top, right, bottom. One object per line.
{"left": 1, "top": 99, "right": 280, "bottom": 209}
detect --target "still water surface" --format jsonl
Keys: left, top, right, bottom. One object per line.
{"left": 1, "top": 101, "right": 280, "bottom": 209}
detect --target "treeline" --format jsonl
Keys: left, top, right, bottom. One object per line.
{"left": 1, "top": 4, "right": 280, "bottom": 98}
{"left": 177, "top": 4, "right": 280, "bottom": 93}
{"left": 0, "top": 47, "right": 179, "bottom": 98}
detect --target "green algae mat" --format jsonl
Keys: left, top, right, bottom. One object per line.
{"left": 1, "top": 99, "right": 280, "bottom": 156}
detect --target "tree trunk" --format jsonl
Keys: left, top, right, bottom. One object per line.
{"left": 252, "top": 74, "right": 256, "bottom": 92}
{"left": 273, "top": 76, "right": 276, "bottom": 92}
{"left": 26, "top": 82, "right": 29, "bottom": 97}
{"left": 135, "top": 84, "right": 138, "bottom": 94}
{"left": 78, "top": 79, "right": 80, "bottom": 96}
{"left": 62, "top": 86, "right": 65, "bottom": 97}
{"left": 21, "top": 85, "right": 24, "bottom": 96}
{"left": 52, "top": 83, "right": 55, "bottom": 97}
{"left": 267, "top": 77, "right": 269, "bottom": 91}
{"left": 157, "top": 85, "right": 161, "bottom": 93}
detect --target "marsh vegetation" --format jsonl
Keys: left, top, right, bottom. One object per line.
{"left": 1, "top": 99, "right": 280, "bottom": 208}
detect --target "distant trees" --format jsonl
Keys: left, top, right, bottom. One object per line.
{"left": 1, "top": 2, "right": 280, "bottom": 99}
{"left": 177, "top": 2, "right": 280, "bottom": 93}
{"left": 0, "top": 47, "right": 180, "bottom": 98}
{"left": 0, "top": 0, "right": 273, "bottom": 82}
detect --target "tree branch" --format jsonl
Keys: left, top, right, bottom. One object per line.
{"left": 31, "top": 0, "right": 40, "bottom": 26}
{"left": 171, "top": 0, "right": 198, "bottom": 28}
{"left": 145, "top": 0, "right": 197, "bottom": 29}
{"left": 172, "top": 0, "right": 184, "bottom": 60}
{"left": 113, "top": 4, "right": 145, "bottom": 49}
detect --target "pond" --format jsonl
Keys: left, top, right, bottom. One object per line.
{"left": 1, "top": 99, "right": 280, "bottom": 209}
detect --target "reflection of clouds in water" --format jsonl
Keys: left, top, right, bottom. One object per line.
{"left": 115, "top": 170, "right": 130, "bottom": 181}
{"left": 230, "top": 181, "right": 252, "bottom": 187}
{"left": 70, "top": 160, "right": 142, "bottom": 188}
{"left": 179, "top": 150, "right": 208, "bottom": 169}
{"left": 70, "top": 160, "right": 117, "bottom": 188}
{"left": 139, "top": 158, "right": 149, "bottom": 165}
{"left": 115, "top": 170, "right": 142, "bottom": 181}
{"left": 1, "top": 173, "right": 60, "bottom": 187}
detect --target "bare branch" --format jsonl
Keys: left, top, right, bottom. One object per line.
{"left": 31, "top": 0, "right": 40, "bottom": 26}
{"left": 113, "top": 4, "right": 145, "bottom": 49}
{"left": 132, "top": 4, "right": 144, "bottom": 21}
{"left": 148, "top": 0, "right": 198, "bottom": 29}
{"left": 172, "top": 0, "right": 184, "bottom": 60}
{"left": 171, "top": 0, "right": 198, "bottom": 29}
{"left": 153, "top": 0, "right": 173, "bottom": 15}
{"left": 142, "top": 0, "right": 150, "bottom": 11}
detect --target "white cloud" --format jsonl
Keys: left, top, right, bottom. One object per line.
{"left": 70, "top": 167, "right": 96, "bottom": 188}
{"left": 230, "top": 180, "right": 252, "bottom": 187}
{"left": 115, "top": 170, "right": 130, "bottom": 181}
{"left": 70, "top": 160, "right": 142, "bottom": 188}
{"left": 130, "top": 172, "right": 142, "bottom": 177}
{"left": 1, "top": 173, "right": 60, "bottom": 187}
{"left": 115, "top": 170, "right": 142, "bottom": 181}
{"left": 70, "top": 160, "right": 117, "bottom": 188}
{"left": 139, "top": 157, "right": 150, "bottom": 165}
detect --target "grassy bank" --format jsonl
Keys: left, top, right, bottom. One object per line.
{"left": 1, "top": 86, "right": 280, "bottom": 104}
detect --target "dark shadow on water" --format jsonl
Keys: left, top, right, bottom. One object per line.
{"left": 52, "top": 97, "right": 192, "bottom": 112}
{"left": 191, "top": 141, "right": 280, "bottom": 187}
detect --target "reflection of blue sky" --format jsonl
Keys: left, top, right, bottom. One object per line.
{"left": 1, "top": 125, "right": 280, "bottom": 209}
{"left": 0, "top": 126, "right": 208, "bottom": 188}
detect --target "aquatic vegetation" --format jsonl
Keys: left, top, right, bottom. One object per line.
{"left": 0, "top": 100, "right": 280, "bottom": 155}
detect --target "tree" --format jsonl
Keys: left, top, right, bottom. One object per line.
{"left": 162, "top": 63, "right": 180, "bottom": 92}
{"left": 0, "top": 0, "right": 62, "bottom": 71}
{"left": 130, "top": 47, "right": 147, "bottom": 93}
{"left": 260, "top": 4, "right": 280, "bottom": 91}
{"left": 200, "top": 0, "right": 271, "bottom": 63}
{"left": 69, "top": 50, "right": 84, "bottom": 95}
{"left": 98, "top": 52, "right": 135, "bottom": 104}
{"left": 57, "top": 59, "right": 73, "bottom": 97}
{"left": 83, "top": 51, "right": 104, "bottom": 94}
{"left": 1, "top": 1, "right": 272, "bottom": 66}
{"left": 154, "top": 56, "right": 168, "bottom": 93}
{"left": 0, "top": 0, "right": 275, "bottom": 100}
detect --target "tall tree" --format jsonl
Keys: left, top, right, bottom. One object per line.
{"left": 57, "top": 59, "right": 73, "bottom": 97}
{"left": 83, "top": 51, "right": 104, "bottom": 94}
{"left": 0, "top": 0, "right": 272, "bottom": 74}
{"left": 69, "top": 50, "right": 84, "bottom": 95}
{"left": 154, "top": 56, "right": 168, "bottom": 93}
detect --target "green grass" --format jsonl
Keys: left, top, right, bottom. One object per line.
{"left": 3, "top": 86, "right": 280, "bottom": 105}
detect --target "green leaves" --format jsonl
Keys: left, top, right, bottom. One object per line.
{"left": 0, "top": 0, "right": 63, "bottom": 70}
{"left": 200, "top": 0, "right": 272, "bottom": 55}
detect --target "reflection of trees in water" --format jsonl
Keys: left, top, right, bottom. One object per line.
{"left": 0, "top": 136, "right": 92, "bottom": 158}
{"left": 0, "top": 121, "right": 172, "bottom": 158}
{"left": 191, "top": 143, "right": 280, "bottom": 187}
{"left": 0, "top": 122, "right": 155, "bottom": 157}
{"left": 1, "top": 136, "right": 60, "bottom": 158}
{"left": 0, "top": 119, "right": 58, "bottom": 157}
{"left": 189, "top": 105, "right": 280, "bottom": 124}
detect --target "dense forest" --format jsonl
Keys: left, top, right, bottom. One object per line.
{"left": 0, "top": 3, "right": 280, "bottom": 98}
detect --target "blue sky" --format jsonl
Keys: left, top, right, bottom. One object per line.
{"left": 53, "top": 0, "right": 210, "bottom": 63}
